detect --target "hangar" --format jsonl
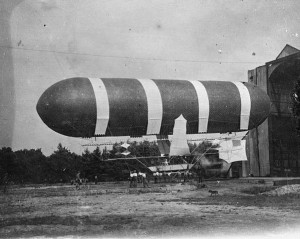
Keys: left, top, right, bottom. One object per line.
{"left": 246, "top": 44, "right": 300, "bottom": 177}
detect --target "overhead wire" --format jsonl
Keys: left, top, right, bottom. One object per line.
{"left": 0, "top": 44, "right": 264, "bottom": 65}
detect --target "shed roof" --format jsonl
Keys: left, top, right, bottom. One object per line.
{"left": 276, "top": 44, "right": 300, "bottom": 59}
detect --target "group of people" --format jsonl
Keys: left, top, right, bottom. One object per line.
{"left": 153, "top": 171, "right": 172, "bottom": 183}
{"left": 129, "top": 170, "right": 149, "bottom": 188}
{"left": 152, "top": 170, "right": 197, "bottom": 183}
{"left": 129, "top": 169, "right": 203, "bottom": 188}
{"left": 71, "top": 171, "right": 89, "bottom": 190}
{"left": 72, "top": 166, "right": 206, "bottom": 190}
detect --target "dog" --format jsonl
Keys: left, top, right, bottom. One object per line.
{"left": 209, "top": 190, "right": 218, "bottom": 196}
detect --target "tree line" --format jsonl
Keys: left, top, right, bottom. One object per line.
{"left": 0, "top": 141, "right": 218, "bottom": 185}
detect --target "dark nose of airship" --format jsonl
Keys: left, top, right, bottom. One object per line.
{"left": 36, "top": 77, "right": 97, "bottom": 137}
{"left": 244, "top": 82, "right": 270, "bottom": 129}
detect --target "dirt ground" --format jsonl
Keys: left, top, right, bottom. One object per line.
{"left": 1, "top": 179, "right": 300, "bottom": 238}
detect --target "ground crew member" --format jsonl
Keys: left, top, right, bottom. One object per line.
{"left": 189, "top": 171, "right": 193, "bottom": 180}
{"left": 167, "top": 172, "right": 172, "bottom": 182}
{"left": 2, "top": 173, "right": 8, "bottom": 193}
{"left": 129, "top": 171, "right": 134, "bottom": 188}
{"left": 158, "top": 172, "right": 163, "bottom": 183}
{"left": 76, "top": 171, "right": 80, "bottom": 182}
{"left": 184, "top": 170, "right": 188, "bottom": 182}
{"left": 177, "top": 171, "right": 181, "bottom": 183}
{"left": 138, "top": 171, "right": 143, "bottom": 183}
{"left": 198, "top": 166, "right": 204, "bottom": 184}
{"left": 163, "top": 172, "right": 167, "bottom": 183}
{"left": 75, "top": 171, "right": 81, "bottom": 190}
{"left": 153, "top": 171, "right": 158, "bottom": 184}
{"left": 132, "top": 170, "right": 138, "bottom": 187}
{"left": 142, "top": 173, "right": 149, "bottom": 188}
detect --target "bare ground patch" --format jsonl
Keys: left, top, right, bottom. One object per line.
{"left": 1, "top": 180, "right": 300, "bottom": 238}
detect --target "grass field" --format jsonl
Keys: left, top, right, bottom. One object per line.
{"left": 1, "top": 179, "right": 300, "bottom": 238}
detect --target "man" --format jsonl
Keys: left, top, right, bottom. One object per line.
{"left": 163, "top": 172, "right": 167, "bottom": 183}
{"left": 138, "top": 171, "right": 143, "bottom": 183}
{"left": 153, "top": 171, "right": 158, "bottom": 184}
{"left": 158, "top": 172, "right": 163, "bottom": 183}
{"left": 167, "top": 172, "right": 172, "bottom": 183}
{"left": 177, "top": 171, "right": 181, "bottom": 183}
{"left": 141, "top": 173, "right": 149, "bottom": 188}
{"left": 75, "top": 171, "right": 81, "bottom": 190}
{"left": 198, "top": 166, "right": 204, "bottom": 184}
{"left": 2, "top": 173, "right": 8, "bottom": 193}
{"left": 76, "top": 171, "right": 80, "bottom": 181}
{"left": 132, "top": 170, "right": 138, "bottom": 187}
{"left": 188, "top": 171, "right": 193, "bottom": 181}
{"left": 184, "top": 170, "right": 188, "bottom": 183}
{"left": 129, "top": 171, "right": 134, "bottom": 188}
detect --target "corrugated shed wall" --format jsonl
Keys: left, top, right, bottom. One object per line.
{"left": 247, "top": 66, "right": 270, "bottom": 176}
{"left": 256, "top": 66, "right": 270, "bottom": 176}
{"left": 247, "top": 69, "right": 259, "bottom": 176}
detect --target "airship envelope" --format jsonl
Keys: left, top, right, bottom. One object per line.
{"left": 36, "top": 77, "right": 270, "bottom": 138}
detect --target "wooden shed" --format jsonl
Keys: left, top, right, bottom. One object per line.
{"left": 245, "top": 44, "right": 300, "bottom": 177}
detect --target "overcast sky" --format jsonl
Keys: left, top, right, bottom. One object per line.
{"left": 1, "top": 0, "right": 300, "bottom": 155}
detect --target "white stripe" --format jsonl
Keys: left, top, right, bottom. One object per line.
{"left": 137, "top": 79, "right": 163, "bottom": 134}
{"left": 189, "top": 80, "right": 209, "bottom": 133}
{"left": 89, "top": 78, "right": 109, "bottom": 135}
{"left": 232, "top": 82, "right": 251, "bottom": 130}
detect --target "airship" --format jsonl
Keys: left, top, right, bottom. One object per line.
{"left": 36, "top": 77, "right": 270, "bottom": 138}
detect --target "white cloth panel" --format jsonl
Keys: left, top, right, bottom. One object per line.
{"left": 169, "top": 115, "right": 190, "bottom": 156}
{"left": 137, "top": 79, "right": 163, "bottom": 134}
{"left": 233, "top": 82, "right": 251, "bottom": 130}
{"left": 121, "top": 142, "right": 130, "bottom": 149}
{"left": 189, "top": 80, "right": 209, "bottom": 133}
{"left": 121, "top": 150, "right": 131, "bottom": 156}
{"left": 219, "top": 139, "right": 247, "bottom": 163}
{"left": 89, "top": 78, "right": 109, "bottom": 135}
{"left": 148, "top": 164, "right": 193, "bottom": 172}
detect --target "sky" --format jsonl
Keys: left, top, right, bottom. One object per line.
{"left": 1, "top": 0, "right": 300, "bottom": 156}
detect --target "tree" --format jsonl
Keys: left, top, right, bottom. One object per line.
{"left": 14, "top": 148, "right": 47, "bottom": 184}
{"left": 47, "top": 143, "right": 80, "bottom": 183}
{"left": 0, "top": 147, "right": 18, "bottom": 183}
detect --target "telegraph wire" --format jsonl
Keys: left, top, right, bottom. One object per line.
{"left": 0, "top": 45, "right": 264, "bottom": 64}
